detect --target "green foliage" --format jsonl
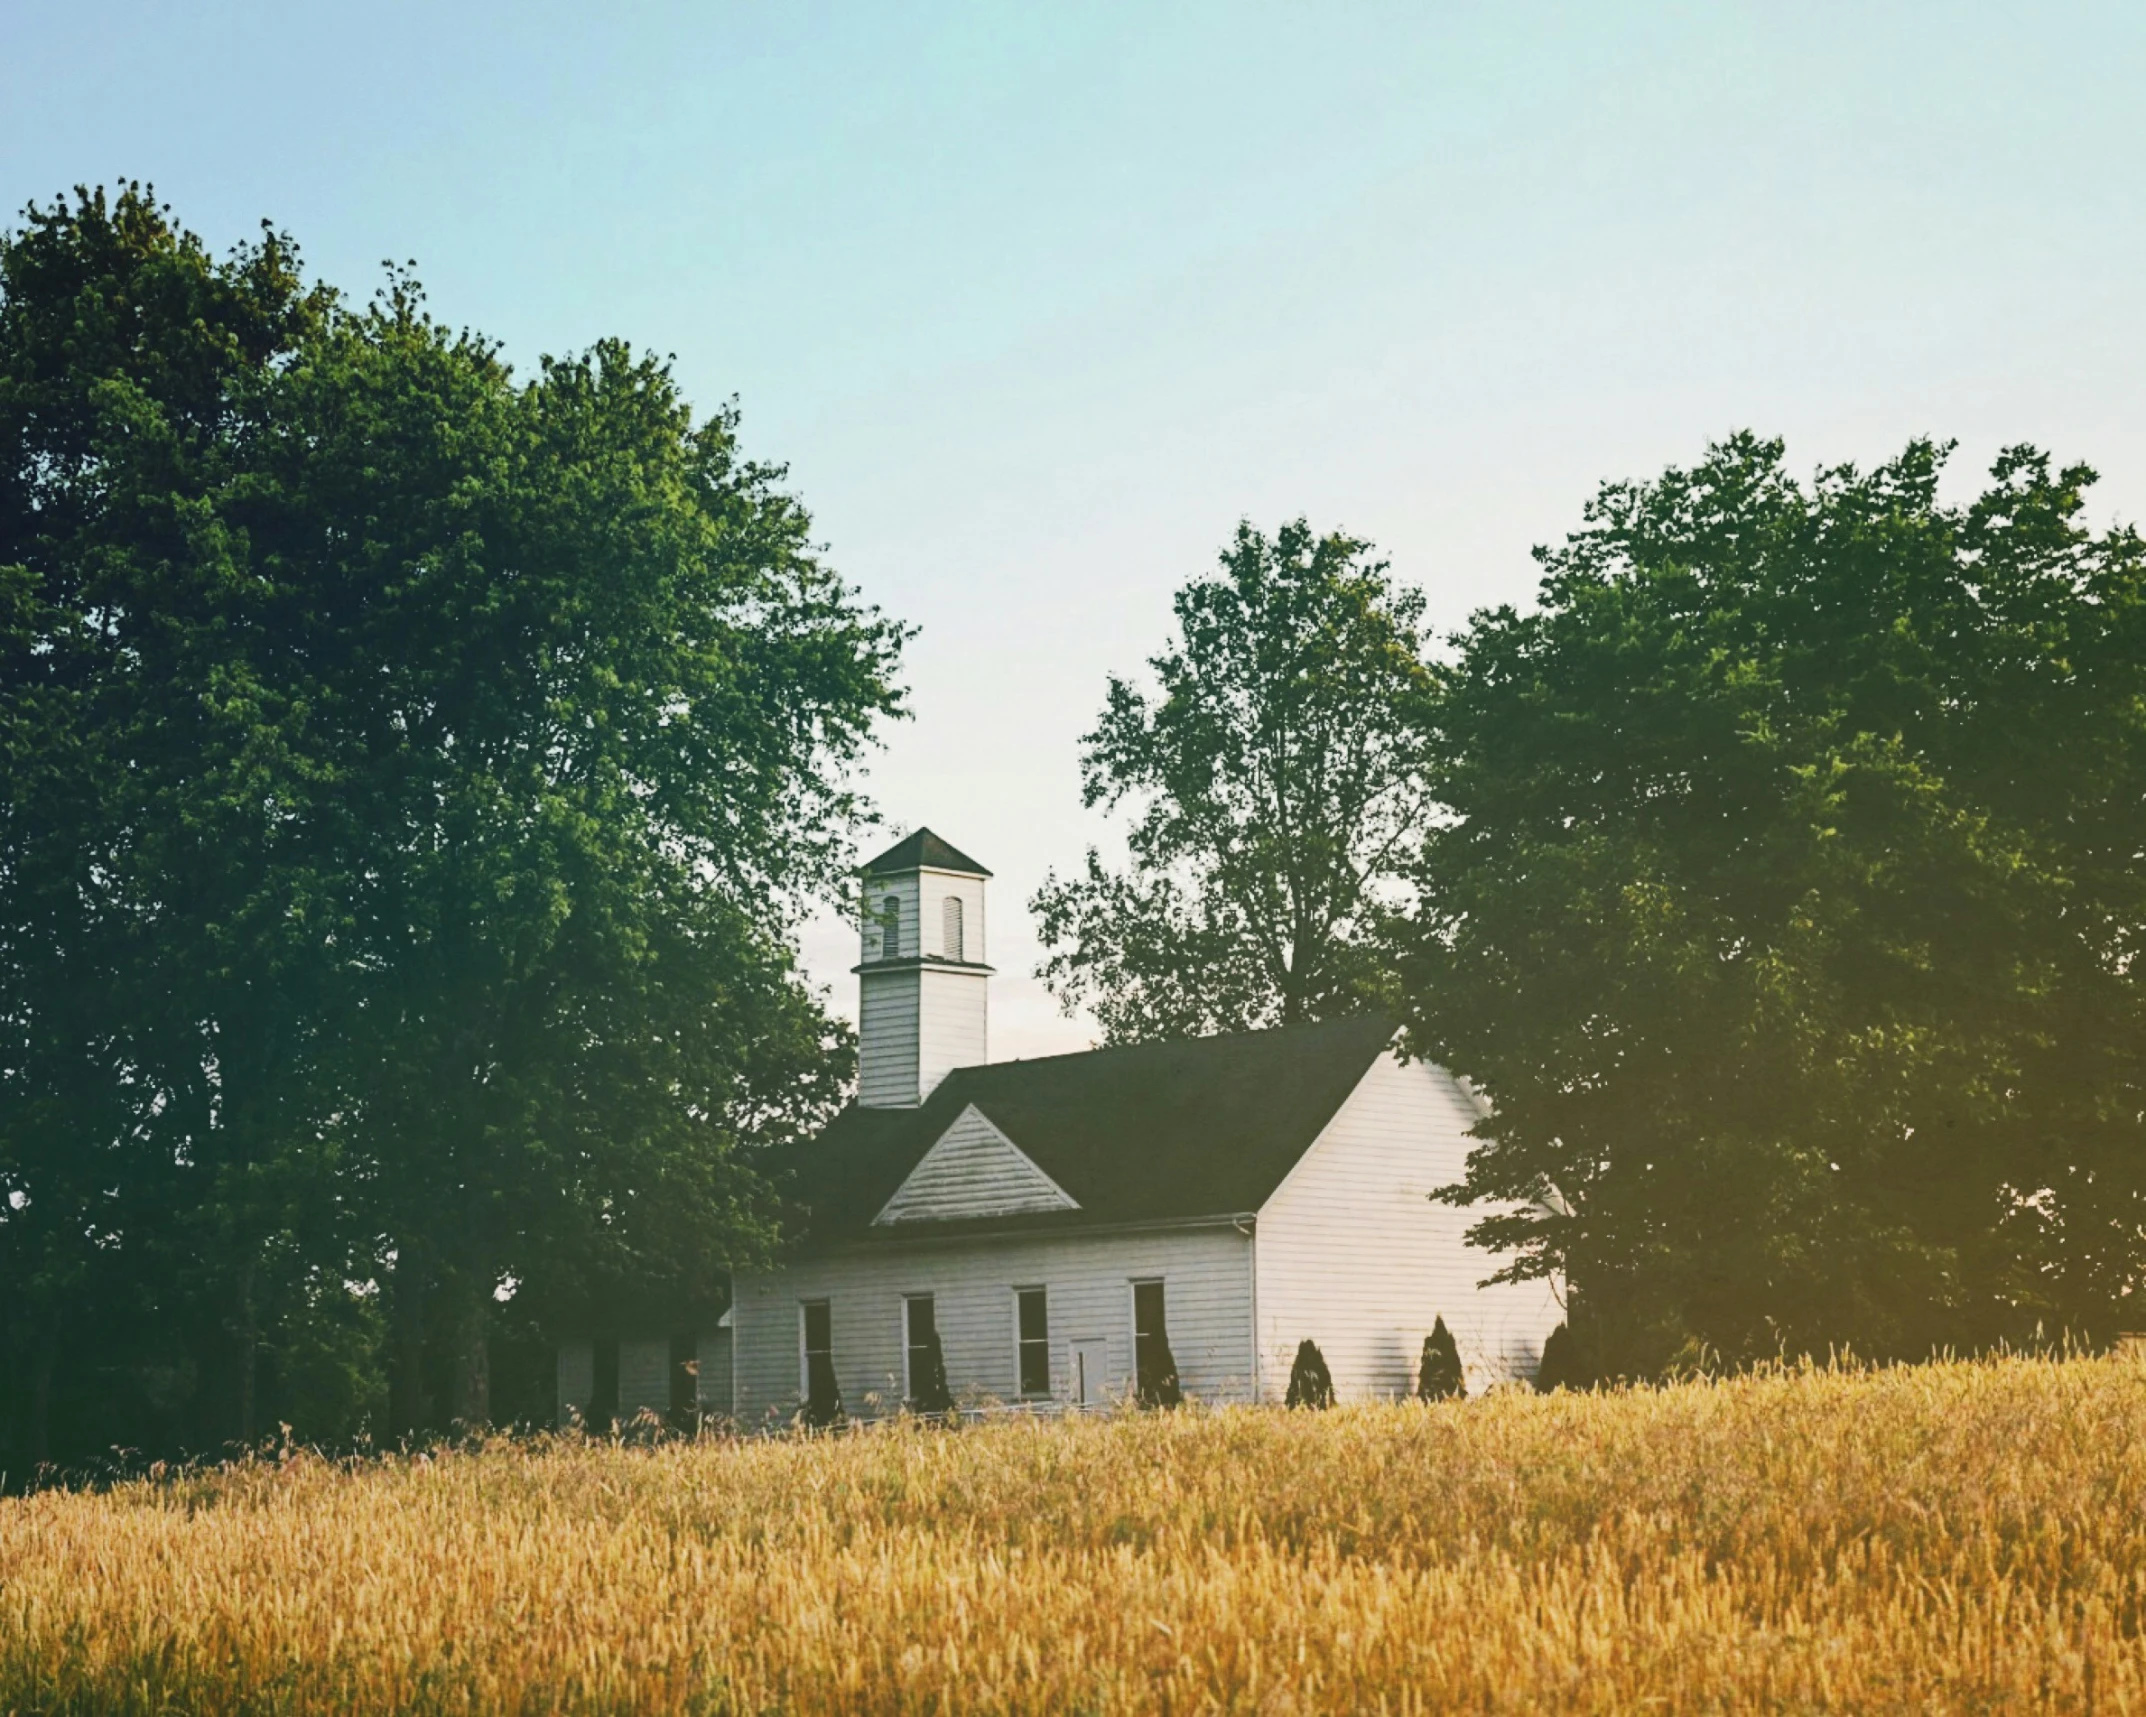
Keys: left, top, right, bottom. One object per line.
{"left": 1033, "top": 520, "right": 1437, "bottom": 1041}
{"left": 1284, "top": 1339, "right": 1333, "bottom": 1409}
{"left": 1533, "top": 1322, "right": 1579, "bottom": 1393}
{"left": 1398, "top": 432, "right": 2146, "bottom": 1368}
{"left": 0, "top": 185, "right": 905, "bottom": 1467}
{"left": 0, "top": 181, "right": 347, "bottom": 1462}
{"left": 268, "top": 1273, "right": 390, "bottom": 1443}
{"left": 1417, "top": 1316, "right": 1464, "bottom": 1400}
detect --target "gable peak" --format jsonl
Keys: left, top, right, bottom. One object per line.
{"left": 873, "top": 1103, "right": 1077, "bottom": 1226}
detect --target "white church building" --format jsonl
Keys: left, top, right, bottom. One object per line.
{"left": 558, "top": 828, "right": 1561, "bottom": 1426}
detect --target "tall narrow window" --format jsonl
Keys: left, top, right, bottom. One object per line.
{"left": 1133, "top": 1279, "right": 1178, "bottom": 1404}
{"left": 801, "top": 1300, "right": 834, "bottom": 1401}
{"left": 878, "top": 896, "right": 902, "bottom": 958}
{"left": 942, "top": 895, "right": 964, "bottom": 961}
{"left": 1016, "top": 1287, "right": 1049, "bottom": 1396}
{"left": 903, "top": 1293, "right": 956, "bottom": 1412}
{"left": 903, "top": 1294, "right": 936, "bottom": 1403}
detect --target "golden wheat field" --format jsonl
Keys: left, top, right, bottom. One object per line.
{"left": 4, "top": 1356, "right": 2146, "bottom": 1713}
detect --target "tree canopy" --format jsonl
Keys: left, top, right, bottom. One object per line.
{"left": 0, "top": 185, "right": 906, "bottom": 1468}
{"left": 1397, "top": 433, "right": 2146, "bottom": 1372}
{"left": 1033, "top": 520, "right": 1438, "bottom": 1042}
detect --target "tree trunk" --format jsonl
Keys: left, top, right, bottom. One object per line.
{"left": 445, "top": 1276, "right": 490, "bottom": 1429}
{"left": 387, "top": 1245, "right": 433, "bottom": 1437}
{"left": 26, "top": 1315, "right": 58, "bottom": 1472}
{"left": 234, "top": 1257, "right": 259, "bottom": 1447}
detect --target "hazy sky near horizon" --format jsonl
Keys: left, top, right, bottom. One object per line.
{"left": 6, "top": 3, "right": 2144, "bottom": 1057}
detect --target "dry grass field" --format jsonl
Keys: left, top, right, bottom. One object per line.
{"left": 4, "top": 1354, "right": 2146, "bottom": 1713}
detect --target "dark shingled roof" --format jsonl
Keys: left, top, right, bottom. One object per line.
{"left": 862, "top": 828, "right": 991, "bottom": 877}
{"left": 774, "top": 1014, "right": 1398, "bottom": 1251}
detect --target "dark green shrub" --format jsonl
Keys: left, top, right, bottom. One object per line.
{"left": 1535, "top": 1321, "right": 1579, "bottom": 1392}
{"left": 1134, "top": 1281, "right": 1183, "bottom": 1407}
{"left": 803, "top": 1351, "right": 845, "bottom": 1430}
{"left": 912, "top": 1329, "right": 954, "bottom": 1416}
{"left": 1137, "top": 1334, "right": 1183, "bottom": 1408}
{"left": 1417, "top": 1316, "right": 1464, "bottom": 1400}
{"left": 1285, "top": 1339, "right": 1333, "bottom": 1409}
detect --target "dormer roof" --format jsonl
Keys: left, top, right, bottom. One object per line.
{"left": 861, "top": 828, "right": 991, "bottom": 878}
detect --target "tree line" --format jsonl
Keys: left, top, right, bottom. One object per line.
{"left": 10, "top": 184, "right": 2144, "bottom": 1471}
{"left": 1037, "top": 449, "right": 2146, "bottom": 1377}
{"left": 0, "top": 187, "right": 905, "bottom": 1471}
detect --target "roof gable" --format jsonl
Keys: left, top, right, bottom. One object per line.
{"left": 780, "top": 1015, "right": 1399, "bottom": 1249}
{"left": 873, "top": 1104, "right": 1079, "bottom": 1226}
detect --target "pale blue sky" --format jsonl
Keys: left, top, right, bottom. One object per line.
{"left": 6, "top": 3, "right": 2143, "bottom": 1056}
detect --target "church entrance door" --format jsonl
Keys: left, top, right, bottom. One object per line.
{"left": 1070, "top": 1339, "right": 1110, "bottom": 1408}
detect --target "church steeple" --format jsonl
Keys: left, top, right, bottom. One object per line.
{"left": 855, "top": 828, "right": 991, "bottom": 1107}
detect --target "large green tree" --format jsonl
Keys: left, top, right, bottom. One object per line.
{"left": 1399, "top": 434, "right": 2146, "bottom": 1371}
{"left": 1034, "top": 520, "right": 1438, "bottom": 1042}
{"left": 0, "top": 186, "right": 904, "bottom": 1464}
{"left": 0, "top": 184, "right": 350, "bottom": 1459}
{"left": 261, "top": 289, "right": 900, "bottom": 1428}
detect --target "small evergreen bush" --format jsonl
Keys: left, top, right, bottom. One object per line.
{"left": 803, "top": 1354, "right": 845, "bottom": 1430}
{"left": 1285, "top": 1339, "right": 1334, "bottom": 1409}
{"left": 1535, "top": 1321, "right": 1578, "bottom": 1392}
{"left": 1417, "top": 1316, "right": 1464, "bottom": 1400}
{"left": 1137, "top": 1335, "right": 1184, "bottom": 1408}
{"left": 912, "top": 1329, "right": 954, "bottom": 1416}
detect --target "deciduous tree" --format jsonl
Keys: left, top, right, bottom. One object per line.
{"left": 0, "top": 183, "right": 347, "bottom": 1457}
{"left": 1034, "top": 521, "right": 1437, "bottom": 1041}
{"left": 1398, "top": 434, "right": 2146, "bottom": 1367}
{"left": 0, "top": 185, "right": 906, "bottom": 1466}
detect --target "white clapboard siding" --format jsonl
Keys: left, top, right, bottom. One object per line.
{"left": 1254, "top": 1050, "right": 1563, "bottom": 1401}
{"left": 861, "top": 871, "right": 922, "bottom": 962}
{"left": 915, "top": 870, "right": 987, "bottom": 962}
{"left": 698, "top": 1327, "right": 733, "bottom": 1416}
{"left": 858, "top": 967, "right": 923, "bottom": 1106}
{"left": 556, "top": 1339, "right": 594, "bottom": 1429}
{"left": 731, "top": 1225, "right": 1255, "bottom": 1423}
{"left": 857, "top": 859, "right": 990, "bottom": 1107}
{"left": 916, "top": 968, "right": 988, "bottom": 1098}
{"left": 858, "top": 965, "right": 989, "bottom": 1106}
{"left": 860, "top": 870, "right": 987, "bottom": 965}
{"left": 875, "top": 1104, "right": 1077, "bottom": 1225}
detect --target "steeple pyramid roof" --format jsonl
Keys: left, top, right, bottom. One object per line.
{"left": 861, "top": 828, "right": 991, "bottom": 877}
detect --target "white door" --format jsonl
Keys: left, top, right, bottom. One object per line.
{"left": 1070, "top": 1340, "right": 1111, "bottom": 1408}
